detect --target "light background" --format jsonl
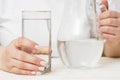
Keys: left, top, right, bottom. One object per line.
{"left": 0, "top": 0, "right": 65, "bottom": 56}
{"left": 1, "top": 0, "right": 120, "bottom": 56}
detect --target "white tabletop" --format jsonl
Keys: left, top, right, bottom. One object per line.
{"left": 0, "top": 57, "right": 120, "bottom": 80}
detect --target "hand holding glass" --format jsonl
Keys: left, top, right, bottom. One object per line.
{"left": 22, "top": 11, "right": 51, "bottom": 74}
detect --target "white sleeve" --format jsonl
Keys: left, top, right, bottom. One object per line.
{"left": 108, "top": 0, "right": 120, "bottom": 11}
{"left": 0, "top": 0, "right": 20, "bottom": 46}
{"left": 0, "top": 25, "right": 16, "bottom": 46}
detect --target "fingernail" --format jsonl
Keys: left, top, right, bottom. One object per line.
{"left": 40, "top": 61, "right": 47, "bottom": 67}
{"left": 33, "top": 45, "right": 40, "bottom": 53}
{"left": 39, "top": 67, "right": 45, "bottom": 71}
{"left": 31, "top": 71, "right": 36, "bottom": 75}
{"left": 35, "top": 45, "right": 40, "bottom": 50}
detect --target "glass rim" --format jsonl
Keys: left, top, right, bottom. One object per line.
{"left": 22, "top": 10, "right": 51, "bottom": 20}
{"left": 22, "top": 10, "right": 51, "bottom": 13}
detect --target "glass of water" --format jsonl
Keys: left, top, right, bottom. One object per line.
{"left": 22, "top": 11, "right": 51, "bottom": 74}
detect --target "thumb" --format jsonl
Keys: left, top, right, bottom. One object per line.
{"left": 102, "top": 0, "right": 108, "bottom": 9}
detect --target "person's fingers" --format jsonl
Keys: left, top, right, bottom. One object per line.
{"left": 101, "top": 33, "right": 115, "bottom": 39}
{"left": 14, "top": 37, "right": 50, "bottom": 54}
{"left": 99, "top": 18, "right": 120, "bottom": 27}
{"left": 35, "top": 46, "right": 50, "bottom": 55}
{"left": 11, "top": 59, "right": 45, "bottom": 72}
{"left": 102, "top": 0, "right": 108, "bottom": 9}
{"left": 99, "top": 26, "right": 117, "bottom": 35}
{"left": 14, "top": 37, "right": 38, "bottom": 53}
{"left": 11, "top": 50, "right": 47, "bottom": 67}
{"left": 99, "top": 11, "right": 120, "bottom": 20}
{"left": 10, "top": 67, "right": 37, "bottom": 75}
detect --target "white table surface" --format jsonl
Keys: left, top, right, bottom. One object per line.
{"left": 0, "top": 57, "right": 120, "bottom": 80}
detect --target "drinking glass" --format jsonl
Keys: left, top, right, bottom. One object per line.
{"left": 57, "top": 0, "right": 105, "bottom": 68}
{"left": 22, "top": 11, "right": 51, "bottom": 74}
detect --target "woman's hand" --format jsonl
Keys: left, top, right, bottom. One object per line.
{"left": 99, "top": 0, "right": 120, "bottom": 57}
{"left": 0, "top": 37, "right": 49, "bottom": 75}
{"left": 99, "top": 11, "right": 120, "bottom": 57}
{"left": 99, "top": 11, "right": 120, "bottom": 40}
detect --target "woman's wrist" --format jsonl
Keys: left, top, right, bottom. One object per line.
{"left": 0, "top": 46, "right": 6, "bottom": 70}
{"left": 104, "top": 40, "right": 120, "bottom": 58}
